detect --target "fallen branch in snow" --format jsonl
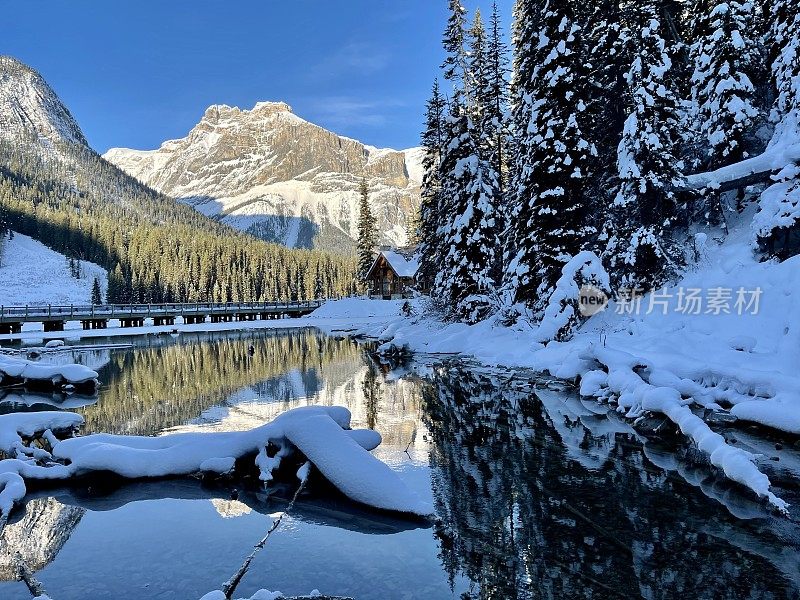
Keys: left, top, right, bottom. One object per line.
{"left": 15, "top": 552, "right": 50, "bottom": 599}
{"left": 0, "top": 406, "right": 433, "bottom": 524}
{"left": 681, "top": 142, "right": 800, "bottom": 193}
{"left": 222, "top": 462, "right": 310, "bottom": 600}
{"left": 580, "top": 345, "right": 788, "bottom": 513}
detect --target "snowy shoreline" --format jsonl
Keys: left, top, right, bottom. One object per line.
{"left": 308, "top": 287, "right": 800, "bottom": 514}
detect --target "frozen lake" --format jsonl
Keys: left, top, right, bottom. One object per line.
{"left": 1, "top": 328, "right": 799, "bottom": 599}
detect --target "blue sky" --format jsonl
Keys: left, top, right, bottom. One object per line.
{"left": 4, "top": 0, "right": 513, "bottom": 153}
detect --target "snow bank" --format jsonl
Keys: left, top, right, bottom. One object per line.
{"left": 310, "top": 297, "right": 408, "bottom": 320}
{"left": 310, "top": 230, "right": 800, "bottom": 513}
{"left": 0, "top": 231, "right": 107, "bottom": 306}
{"left": 0, "top": 405, "right": 432, "bottom": 521}
{"left": 0, "top": 353, "right": 98, "bottom": 385}
{"left": 201, "top": 591, "right": 335, "bottom": 600}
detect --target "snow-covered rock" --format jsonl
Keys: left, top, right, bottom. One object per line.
{"left": 0, "top": 354, "right": 99, "bottom": 386}
{"left": 104, "top": 102, "right": 423, "bottom": 252}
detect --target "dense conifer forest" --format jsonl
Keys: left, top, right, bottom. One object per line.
{"left": 0, "top": 135, "right": 357, "bottom": 303}
{"left": 419, "top": 0, "right": 800, "bottom": 331}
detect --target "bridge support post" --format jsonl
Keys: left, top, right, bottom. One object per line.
{"left": 43, "top": 321, "right": 65, "bottom": 332}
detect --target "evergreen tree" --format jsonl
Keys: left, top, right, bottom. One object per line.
{"left": 770, "top": 0, "right": 800, "bottom": 123}
{"left": 107, "top": 264, "right": 125, "bottom": 303}
{"left": 504, "top": 0, "right": 544, "bottom": 294}
{"left": 506, "top": 1, "right": 596, "bottom": 310}
{"left": 356, "top": 178, "right": 377, "bottom": 281}
{"left": 467, "top": 9, "right": 490, "bottom": 127}
{"left": 314, "top": 264, "right": 324, "bottom": 299}
{"left": 468, "top": 7, "right": 507, "bottom": 282}
{"left": 690, "top": 1, "right": 762, "bottom": 169}
{"left": 442, "top": 0, "right": 470, "bottom": 96}
{"left": 584, "top": 0, "right": 628, "bottom": 196}
{"left": 91, "top": 276, "right": 103, "bottom": 305}
{"left": 486, "top": 1, "right": 510, "bottom": 195}
{"left": 418, "top": 80, "right": 449, "bottom": 287}
{"left": 603, "top": 2, "right": 685, "bottom": 290}
{"left": 752, "top": 0, "right": 800, "bottom": 253}
{"left": 435, "top": 98, "right": 500, "bottom": 322}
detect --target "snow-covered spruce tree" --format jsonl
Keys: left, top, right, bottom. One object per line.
{"left": 356, "top": 178, "right": 377, "bottom": 282}
{"left": 486, "top": 1, "right": 511, "bottom": 196}
{"left": 435, "top": 97, "right": 500, "bottom": 323}
{"left": 429, "top": 0, "right": 502, "bottom": 322}
{"left": 442, "top": 0, "right": 470, "bottom": 98}
{"left": 603, "top": 2, "right": 685, "bottom": 291}
{"left": 752, "top": 0, "right": 800, "bottom": 255}
{"left": 467, "top": 8, "right": 506, "bottom": 283}
{"left": 504, "top": 0, "right": 544, "bottom": 300}
{"left": 506, "top": 1, "right": 597, "bottom": 313}
{"left": 584, "top": 0, "right": 629, "bottom": 226}
{"left": 418, "top": 79, "right": 449, "bottom": 287}
{"left": 467, "top": 10, "right": 489, "bottom": 131}
{"left": 690, "top": 1, "right": 762, "bottom": 169}
{"left": 770, "top": 0, "right": 800, "bottom": 123}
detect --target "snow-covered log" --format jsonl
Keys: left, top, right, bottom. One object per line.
{"left": 201, "top": 591, "right": 353, "bottom": 600}
{"left": 682, "top": 142, "right": 800, "bottom": 193}
{"left": 581, "top": 345, "right": 788, "bottom": 514}
{"left": 0, "top": 405, "right": 433, "bottom": 523}
{"left": 0, "top": 354, "right": 98, "bottom": 391}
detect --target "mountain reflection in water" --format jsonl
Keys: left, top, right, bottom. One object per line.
{"left": 0, "top": 328, "right": 798, "bottom": 599}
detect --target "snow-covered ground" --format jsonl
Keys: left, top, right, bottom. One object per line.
{"left": 0, "top": 232, "right": 107, "bottom": 306}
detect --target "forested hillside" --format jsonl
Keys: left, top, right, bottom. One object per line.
{"left": 419, "top": 0, "right": 800, "bottom": 332}
{"left": 0, "top": 56, "right": 357, "bottom": 304}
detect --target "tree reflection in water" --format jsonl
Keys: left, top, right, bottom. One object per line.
{"left": 2, "top": 333, "right": 799, "bottom": 599}
{"left": 79, "top": 328, "right": 364, "bottom": 435}
{"left": 423, "top": 365, "right": 800, "bottom": 599}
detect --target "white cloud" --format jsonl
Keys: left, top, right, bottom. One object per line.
{"left": 306, "top": 96, "right": 407, "bottom": 130}
{"left": 311, "top": 42, "right": 390, "bottom": 79}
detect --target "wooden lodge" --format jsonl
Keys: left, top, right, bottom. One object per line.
{"left": 364, "top": 249, "right": 421, "bottom": 299}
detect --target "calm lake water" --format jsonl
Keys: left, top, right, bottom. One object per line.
{"left": 1, "top": 328, "right": 799, "bottom": 599}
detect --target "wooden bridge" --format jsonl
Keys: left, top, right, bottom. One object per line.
{"left": 0, "top": 301, "right": 324, "bottom": 334}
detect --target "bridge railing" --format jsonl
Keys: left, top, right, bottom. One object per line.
{"left": 0, "top": 300, "right": 324, "bottom": 322}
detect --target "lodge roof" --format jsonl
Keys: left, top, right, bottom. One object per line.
{"left": 365, "top": 249, "right": 420, "bottom": 279}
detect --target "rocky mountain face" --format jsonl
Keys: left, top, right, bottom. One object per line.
{"left": 0, "top": 55, "right": 87, "bottom": 147}
{"left": 0, "top": 498, "right": 84, "bottom": 580}
{"left": 104, "top": 102, "right": 424, "bottom": 253}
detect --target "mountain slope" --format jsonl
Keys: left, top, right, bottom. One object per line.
{"left": 104, "top": 102, "right": 424, "bottom": 253}
{"left": 0, "top": 56, "right": 356, "bottom": 304}
{"left": 0, "top": 231, "right": 107, "bottom": 305}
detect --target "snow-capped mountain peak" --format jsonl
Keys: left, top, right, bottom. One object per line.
{"left": 104, "top": 100, "right": 423, "bottom": 253}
